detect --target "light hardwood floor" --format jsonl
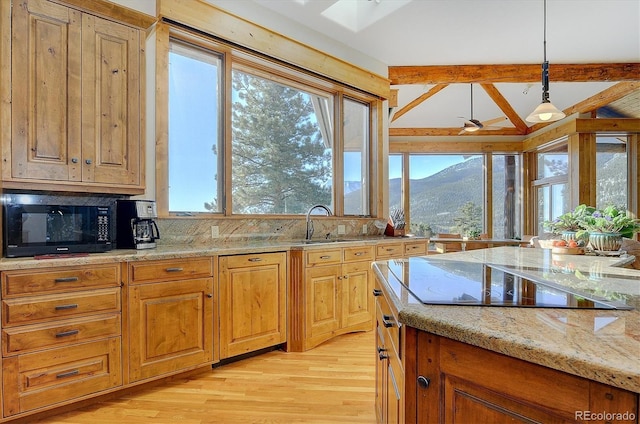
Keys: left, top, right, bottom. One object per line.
{"left": 32, "top": 331, "right": 376, "bottom": 424}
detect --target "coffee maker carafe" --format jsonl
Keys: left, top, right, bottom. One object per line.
{"left": 116, "top": 200, "right": 160, "bottom": 249}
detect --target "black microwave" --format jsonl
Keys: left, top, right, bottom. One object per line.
{"left": 3, "top": 204, "right": 113, "bottom": 257}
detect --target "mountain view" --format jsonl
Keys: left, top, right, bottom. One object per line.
{"left": 346, "top": 152, "right": 627, "bottom": 238}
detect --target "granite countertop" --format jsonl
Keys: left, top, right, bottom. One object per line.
{"left": 0, "top": 236, "right": 418, "bottom": 271}
{"left": 372, "top": 246, "right": 640, "bottom": 393}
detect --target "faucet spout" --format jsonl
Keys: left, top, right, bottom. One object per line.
{"left": 305, "top": 204, "right": 332, "bottom": 240}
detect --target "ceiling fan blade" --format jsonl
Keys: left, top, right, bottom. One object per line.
{"left": 480, "top": 116, "right": 508, "bottom": 127}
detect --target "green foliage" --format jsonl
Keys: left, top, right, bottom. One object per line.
{"left": 576, "top": 204, "right": 640, "bottom": 239}
{"left": 453, "top": 201, "right": 482, "bottom": 237}
{"left": 543, "top": 204, "right": 595, "bottom": 234}
{"left": 229, "top": 71, "right": 332, "bottom": 214}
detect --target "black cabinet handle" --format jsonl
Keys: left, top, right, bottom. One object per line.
{"left": 55, "top": 304, "right": 79, "bottom": 311}
{"left": 165, "top": 267, "right": 184, "bottom": 272}
{"left": 55, "top": 329, "right": 79, "bottom": 338}
{"left": 54, "top": 277, "right": 79, "bottom": 283}
{"left": 248, "top": 258, "right": 262, "bottom": 262}
{"left": 57, "top": 369, "right": 79, "bottom": 379}
{"left": 417, "top": 376, "right": 431, "bottom": 389}
{"left": 320, "top": 255, "right": 331, "bottom": 259}
{"left": 379, "top": 352, "right": 389, "bottom": 360}
{"left": 382, "top": 315, "right": 395, "bottom": 328}
{"left": 373, "top": 289, "right": 383, "bottom": 296}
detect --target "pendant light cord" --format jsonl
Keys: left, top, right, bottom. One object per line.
{"left": 541, "top": 0, "right": 550, "bottom": 103}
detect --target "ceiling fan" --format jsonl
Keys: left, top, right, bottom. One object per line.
{"left": 458, "top": 84, "right": 507, "bottom": 135}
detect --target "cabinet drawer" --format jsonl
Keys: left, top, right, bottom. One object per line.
{"left": 404, "top": 241, "right": 427, "bottom": 256}
{"left": 128, "top": 257, "right": 213, "bottom": 284}
{"left": 343, "top": 245, "right": 374, "bottom": 262}
{"left": 376, "top": 243, "right": 403, "bottom": 259}
{"left": 220, "top": 251, "right": 286, "bottom": 269}
{"left": 306, "top": 249, "right": 342, "bottom": 266}
{"left": 2, "top": 337, "right": 122, "bottom": 416}
{"left": 2, "top": 264, "right": 120, "bottom": 298}
{"left": 2, "top": 287, "right": 121, "bottom": 327}
{"left": 376, "top": 293, "right": 401, "bottom": 357}
{"left": 2, "top": 313, "right": 121, "bottom": 356}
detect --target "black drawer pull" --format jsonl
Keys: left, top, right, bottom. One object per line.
{"left": 354, "top": 252, "right": 365, "bottom": 256}
{"left": 382, "top": 315, "right": 395, "bottom": 328}
{"left": 55, "top": 329, "right": 79, "bottom": 338}
{"left": 320, "top": 255, "right": 331, "bottom": 259}
{"left": 56, "top": 369, "right": 79, "bottom": 379}
{"left": 165, "top": 267, "right": 184, "bottom": 272}
{"left": 54, "top": 277, "right": 79, "bottom": 283}
{"left": 248, "top": 258, "right": 262, "bottom": 262}
{"left": 55, "top": 304, "right": 79, "bottom": 311}
{"left": 373, "top": 289, "right": 383, "bottom": 296}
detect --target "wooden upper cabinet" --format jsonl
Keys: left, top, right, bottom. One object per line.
{"left": 6, "top": 0, "right": 145, "bottom": 193}
{"left": 81, "top": 14, "right": 140, "bottom": 186}
{"left": 10, "top": 0, "right": 82, "bottom": 182}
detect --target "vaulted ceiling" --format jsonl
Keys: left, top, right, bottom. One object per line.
{"left": 210, "top": 0, "right": 640, "bottom": 138}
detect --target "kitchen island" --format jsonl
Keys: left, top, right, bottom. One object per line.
{"left": 372, "top": 246, "right": 639, "bottom": 423}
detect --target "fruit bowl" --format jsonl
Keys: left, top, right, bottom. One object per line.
{"left": 551, "top": 246, "right": 584, "bottom": 255}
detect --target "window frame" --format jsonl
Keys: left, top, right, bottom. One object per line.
{"left": 156, "top": 24, "right": 377, "bottom": 219}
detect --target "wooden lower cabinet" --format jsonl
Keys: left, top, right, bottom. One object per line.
{"left": 218, "top": 252, "right": 287, "bottom": 359}
{"left": 407, "top": 327, "right": 639, "bottom": 424}
{"left": 374, "top": 281, "right": 404, "bottom": 424}
{"left": 128, "top": 276, "right": 214, "bottom": 382}
{"left": 1, "top": 264, "right": 123, "bottom": 418}
{"left": 290, "top": 246, "right": 374, "bottom": 352}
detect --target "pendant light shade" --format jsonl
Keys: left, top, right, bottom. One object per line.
{"left": 526, "top": 0, "right": 565, "bottom": 124}
{"left": 526, "top": 99, "right": 565, "bottom": 123}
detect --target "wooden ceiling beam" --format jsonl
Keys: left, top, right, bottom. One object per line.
{"left": 480, "top": 83, "right": 528, "bottom": 134}
{"left": 391, "top": 83, "right": 448, "bottom": 122}
{"left": 389, "top": 63, "right": 640, "bottom": 85}
{"left": 389, "top": 127, "right": 523, "bottom": 137}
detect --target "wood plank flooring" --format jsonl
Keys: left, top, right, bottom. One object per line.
{"left": 32, "top": 331, "right": 376, "bottom": 424}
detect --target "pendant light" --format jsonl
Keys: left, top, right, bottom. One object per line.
{"left": 526, "top": 0, "right": 565, "bottom": 123}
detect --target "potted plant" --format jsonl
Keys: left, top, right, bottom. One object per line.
{"left": 576, "top": 205, "right": 640, "bottom": 252}
{"left": 543, "top": 204, "right": 594, "bottom": 242}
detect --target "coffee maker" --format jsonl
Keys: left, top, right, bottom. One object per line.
{"left": 116, "top": 200, "right": 160, "bottom": 249}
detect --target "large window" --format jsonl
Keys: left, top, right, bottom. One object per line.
{"left": 231, "top": 68, "right": 333, "bottom": 214}
{"left": 492, "top": 155, "right": 521, "bottom": 238}
{"left": 168, "top": 41, "right": 223, "bottom": 213}
{"left": 389, "top": 153, "right": 522, "bottom": 238}
{"left": 343, "top": 98, "right": 370, "bottom": 216}
{"left": 165, "top": 36, "right": 374, "bottom": 217}
{"left": 533, "top": 143, "right": 569, "bottom": 235}
{"left": 596, "top": 135, "right": 628, "bottom": 208}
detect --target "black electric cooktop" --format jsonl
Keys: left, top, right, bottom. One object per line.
{"left": 383, "top": 258, "right": 633, "bottom": 310}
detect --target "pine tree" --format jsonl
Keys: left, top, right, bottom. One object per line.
{"left": 230, "top": 71, "right": 332, "bottom": 214}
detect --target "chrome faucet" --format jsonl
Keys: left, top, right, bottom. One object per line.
{"left": 305, "top": 204, "right": 332, "bottom": 240}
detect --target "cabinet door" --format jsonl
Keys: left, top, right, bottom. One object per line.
{"left": 305, "top": 265, "right": 341, "bottom": 341}
{"left": 128, "top": 278, "right": 213, "bottom": 382}
{"left": 10, "top": 0, "right": 82, "bottom": 182}
{"left": 341, "top": 261, "right": 372, "bottom": 328}
{"left": 219, "top": 253, "right": 287, "bottom": 359}
{"left": 81, "top": 14, "right": 141, "bottom": 186}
